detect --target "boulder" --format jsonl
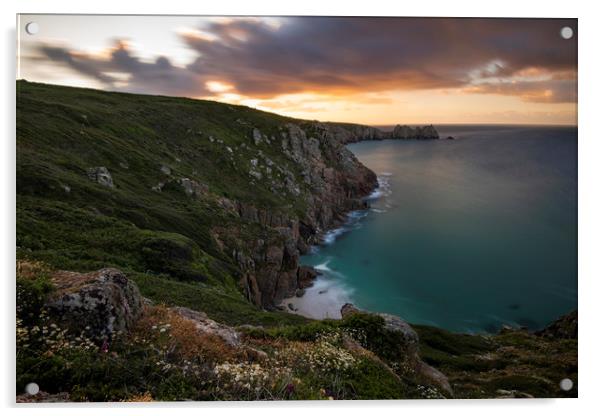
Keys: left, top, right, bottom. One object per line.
{"left": 378, "top": 312, "right": 420, "bottom": 351}
{"left": 86, "top": 167, "right": 114, "bottom": 188}
{"left": 47, "top": 268, "right": 143, "bottom": 339}
{"left": 170, "top": 306, "right": 241, "bottom": 347}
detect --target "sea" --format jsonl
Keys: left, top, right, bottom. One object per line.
{"left": 284, "top": 125, "right": 577, "bottom": 333}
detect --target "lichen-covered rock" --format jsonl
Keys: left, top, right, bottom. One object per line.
{"left": 178, "top": 177, "right": 208, "bottom": 198}
{"left": 378, "top": 312, "right": 420, "bottom": 351}
{"left": 46, "top": 268, "right": 142, "bottom": 339}
{"left": 170, "top": 306, "right": 241, "bottom": 346}
{"left": 86, "top": 167, "right": 114, "bottom": 187}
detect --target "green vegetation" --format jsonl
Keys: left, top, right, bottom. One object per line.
{"left": 16, "top": 80, "right": 314, "bottom": 325}
{"left": 415, "top": 325, "right": 577, "bottom": 398}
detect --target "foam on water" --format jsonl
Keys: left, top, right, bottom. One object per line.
{"left": 281, "top": 275, "right": 354, "bottom": 319}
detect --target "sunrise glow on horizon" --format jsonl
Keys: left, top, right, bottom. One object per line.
{"left": 18, "top": 15, "right": 578, "bottom": 126}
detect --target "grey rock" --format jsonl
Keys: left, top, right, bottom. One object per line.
{"left": 252, "top": 128, "right": 263, "bottom": 145}
{"left": 47, "top": 268, "right": 142, "bottom": 339}
{"left": 87, "top": 167, "right": 114, "bottom": 188}
{"left": 170, "top": 306, "right": 241, "bottom": 347}
{"left": 151, "top": 182, "right": 165, "bottom": 192}
{"left": 178, "top": 177, "right": 208, "bottom": 198}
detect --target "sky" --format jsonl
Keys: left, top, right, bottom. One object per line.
{"left": 17, "top": 15, "right": 577, "bottom": 125}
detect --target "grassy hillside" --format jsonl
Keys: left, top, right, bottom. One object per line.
{"left": 17, "top": 80, "right": 321, "bottom": 325}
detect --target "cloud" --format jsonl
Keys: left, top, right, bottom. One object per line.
{"left": 464, "top": 78, "right": 577, "bottom": 103}
{"left": 31, "top": 17, "right": 577, "bottom": 104}
{"left": 38, "top": 40, "right": 206, "bottom": 97}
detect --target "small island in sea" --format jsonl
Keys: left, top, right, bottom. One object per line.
{"left": 16, "top": 15, "right": 577, "bottom": 402}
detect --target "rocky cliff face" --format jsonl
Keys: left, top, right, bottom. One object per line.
{"left": 223, "top": 121, "right": 439, "bottom": 309}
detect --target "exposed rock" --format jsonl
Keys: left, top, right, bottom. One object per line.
{"left": 86, "top": 167, "right": 114, "bottom": 188}
{"left": 16, "top": 391, "right": 70, "bottom": 403}
{"left": 446, "top": 136, "right": 455, "bottom": 140}
{"left": 499, "top": 324, "right": 522, "bottom": 334}
{"left": 151, "top": 182, "right": 165, "bottom": 192}
{"left": 217, "top": 197, "right": 238, "bottom": 214}
{"left": 390, "top": 124, "right": 439, "bottom": 140}
{"left": 536, "top": 310, "right": 577, "bottom": 339}
{"left": 495, "top": 389, "right": 534, "bottom": 399}
{"left": 178, "top": 177, "right": 208, "bottom": 198}
{"left": 252, "top": 128, "right": 263, "bottom": 145}
{"left": 46, "top": 268, "right": 143, "bottom": 340}
{"left": 378, "top": 312, "right": 420, "bottom": 351}
{"left": 340, "top": 303, "right": 361, "bottom": 318}
{"left": 170, "top": 306, "right": 241, "bottom": 347}
{"left": 160, "top": 165, "right": 172, "bottom": 175}
{"left": 297, "top": 265, "right": 320, "bottom": 289}
{"left": 295, "top": 288, "right": 306, "bottom": 297}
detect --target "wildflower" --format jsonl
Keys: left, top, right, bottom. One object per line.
{"left": 100, "top": 338, "right": 109, "bottom": 353}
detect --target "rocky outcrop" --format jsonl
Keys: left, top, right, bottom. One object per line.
{"left": 87, "top": 166, "right": 114, "bottom": 187}
{"left": 536, "top": 310, "right": 577, "bottom": 339}
{"left": 178, "top": 177, "right": 208, "bottom": 198}
{"left": 318, "top": 122, "right": 440, "bottom": 144}
{"left": 46, "top": 268, "right": 143, "bottom": 339}
{"left": 171, "top": 306, "right": 241, "bottom": 346}
{"left": 297, "top": 265, "right": 320, "bottom": 288}
{"left": 341, "top": 303, "right": 453, "bottom": 396}
{"left": 391, "top": 124, "right": 439, "bottom": 140}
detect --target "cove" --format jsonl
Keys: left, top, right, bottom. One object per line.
{"left": 285, "top": 125, "right": 577, "bottom": 333}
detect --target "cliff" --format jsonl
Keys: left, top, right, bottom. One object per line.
{"left": 16, "top": 81, "right": 437, "bottom": 310}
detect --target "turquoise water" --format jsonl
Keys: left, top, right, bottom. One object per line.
{"left": 298, "top": 125, "right": 577, "bottom": 333}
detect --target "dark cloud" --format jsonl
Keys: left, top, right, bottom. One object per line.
{"left": 34, "top": 17, "right": 577, "bottom": 103}
{"left": 38, "top": 40, "right": 205, "bottom": 97}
